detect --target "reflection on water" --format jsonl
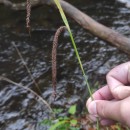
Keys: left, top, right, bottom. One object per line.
{"left": 0, "top": 0, "right": 130, "bottom": 129}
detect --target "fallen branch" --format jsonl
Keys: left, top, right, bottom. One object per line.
{"left": 1, "top": 0, "right": 130, "bottom": 55}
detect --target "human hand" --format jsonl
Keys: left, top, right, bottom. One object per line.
{"left": 86, "top": 62, "right": 130, "bottom": 127}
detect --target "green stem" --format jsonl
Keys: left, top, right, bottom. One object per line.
{"left": 69, "top": 32, "right": 93, "bottom": 99}
{"left": 96, "top": 117, "right": 100, "bottom": 130}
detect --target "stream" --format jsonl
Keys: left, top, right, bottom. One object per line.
{"left": 0, "top": 0, "right": 130, "bottom": 129}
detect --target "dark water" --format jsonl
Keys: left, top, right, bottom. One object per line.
{"left": 0, "top": 0, "right": 130, "bottom": 129}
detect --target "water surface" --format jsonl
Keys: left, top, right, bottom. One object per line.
{"left": 0, "top": 0, "right": 130, "bottom": 129}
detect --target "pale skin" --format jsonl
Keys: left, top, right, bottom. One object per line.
{"left": 86, "top": 62, "right": 130, "bottom": 127}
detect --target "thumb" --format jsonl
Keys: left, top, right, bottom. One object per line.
{"left": 87, "top": 100, "right": 123, "bottom": 123}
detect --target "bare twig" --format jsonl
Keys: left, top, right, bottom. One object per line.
{"left": 0, "top": 76, "right": 53, "bottom": 113}
{"left": 52, "top": 26, "right": 67, "bottom": 98}
{"left": 12, "top": 42, "right": 42, "bottom": 95}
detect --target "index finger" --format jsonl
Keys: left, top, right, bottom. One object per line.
{"left": 87, "top": 85, "right": 114, "bottom": 107}
{"left": 106, "top": 61, "right": 130, "bottom": 99}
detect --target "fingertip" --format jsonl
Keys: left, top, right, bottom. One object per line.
{"left": 87, "top": 101, "right": 98, "bottom": 116}
{"left": 86, "top": 97, "right": 92, "bottom": 108}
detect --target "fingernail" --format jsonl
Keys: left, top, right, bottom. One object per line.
{"left": 88, "top": 101, "right": 97, "bottom": 115}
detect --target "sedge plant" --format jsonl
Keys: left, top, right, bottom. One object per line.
{"left": 51, "top": 0, "right": 122, "bottom": 130}
{"left": 43, "top": 0, "right": 95, "bottom": 130}
{"left": 25, "top": 0, "right": 121, "bottom": 129}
